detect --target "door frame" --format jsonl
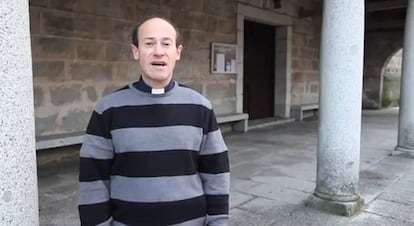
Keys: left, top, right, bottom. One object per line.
{"left": 237, "top": 3, "right": 292, "bottom": 118}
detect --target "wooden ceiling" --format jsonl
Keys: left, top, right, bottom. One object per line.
{"left": 298, "top": 0, "right": 408, "bottom": 32}
{"left": 366, "top": 0, "right": 407, "bottom": 32}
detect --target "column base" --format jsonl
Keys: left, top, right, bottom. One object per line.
{"left": 393, "top": 146, "right": 414, "bottom": 158}
{"left": 305, "top": 194, "right": 364, "bottom": 217}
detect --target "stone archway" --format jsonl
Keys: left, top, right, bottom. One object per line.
{"left": 363, "top": 31, "right": 403, "bottom": 109}
{"left": 381, "top": 48, "right": 402, "bottom": 108}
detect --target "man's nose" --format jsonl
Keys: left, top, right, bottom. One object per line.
{"left": 153, "top": 43, "right": 164, "bottom": 56}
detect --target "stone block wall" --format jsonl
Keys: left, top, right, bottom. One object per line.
{"left": 30, "top": 0, "right": 327, "bottom": 139}
{"left": 290, "top": 1, "right": 322, "bottom": 106}
{"left": 237, "top": 0, "right": 322, "bottom": 107}
{"left": 30, "top": 0, "right": 237, "bottom": 137}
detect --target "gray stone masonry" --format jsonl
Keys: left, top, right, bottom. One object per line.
{"left": 38, "top": 108, "right": 414, "bottom": 225}
{"left": 0, "top": 0, "right": 38, "bottom": 224}
{"left": 30, "top": 0, "right": 240, "bottom": 137}
{"left": 395, "top": 0, "right": 414, "bottom": 155}
{"left": 30, "top": 0, "right": 328, "bottom": 140}
{"left": 310, "top": 0, "right": 365, "bottom": 216}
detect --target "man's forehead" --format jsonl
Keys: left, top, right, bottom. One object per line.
{"left": 138, "top": 18, "right": 176, "bottom": 38}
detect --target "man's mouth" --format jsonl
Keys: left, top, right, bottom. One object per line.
{"left": 151, "top": 61, "right": 167, "bottom": 67}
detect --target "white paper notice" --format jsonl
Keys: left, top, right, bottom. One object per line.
{"left": 231, "top": 59, "right": 236, "bottom": 73}
{"left": 216, "top": 53, "right": 225, "bottom": 73}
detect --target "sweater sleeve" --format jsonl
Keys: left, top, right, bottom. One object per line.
{"left": 78, "top": 109, "right": 114, "bottom": 226}
{"left": 199, "top": 109, "right": 230, "bottom": 226}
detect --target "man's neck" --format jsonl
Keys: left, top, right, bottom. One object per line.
{"left": 134, "top": 76, "right": 175, "bottom": 94}
{"left": 141, "top": 76, "right": 171, "bottom": 89}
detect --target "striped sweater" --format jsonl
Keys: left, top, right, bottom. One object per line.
{"left": 78, "top": 80, "right": 230, "bottom": 226}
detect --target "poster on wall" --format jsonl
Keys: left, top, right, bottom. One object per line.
{"left": 211, "top": 43, "right": 237, "bottom": 74}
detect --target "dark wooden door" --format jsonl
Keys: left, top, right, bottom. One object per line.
{"left": 243, "top": 20, "right": 275, "bottom": 120}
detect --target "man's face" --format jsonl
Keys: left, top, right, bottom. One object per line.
{"left": 131, "top": 18, "right": 182, "bottom": 88}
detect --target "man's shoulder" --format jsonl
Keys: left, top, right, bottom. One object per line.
{"left": 176, "top": 83, "right": 212, "bottom": 109}
{"left": 95, "top": 84, "right": 132, "bottom": 113}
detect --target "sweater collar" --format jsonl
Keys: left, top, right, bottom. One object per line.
{"left": 133, "top": 77, "right": 175, "bottom": 94}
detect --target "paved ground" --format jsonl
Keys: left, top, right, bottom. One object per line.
{"left": 37, "top": 108, "right": 414, "bottom": 226}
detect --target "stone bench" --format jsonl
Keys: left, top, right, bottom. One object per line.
{"left": 291, "top": 104, "right": 319, "bottom": 121}
{"left": 217, "top": 113, "right": 249, "bottom": 132}
{"left": 36, "top": 131, "right": 84, "bottom": 150}
{"left": 36, "top": 113, "right": 249, "bottom": 150}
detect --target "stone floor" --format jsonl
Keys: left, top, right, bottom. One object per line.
{"left": 38, "top": 108, "right": 414, "bottom": 225}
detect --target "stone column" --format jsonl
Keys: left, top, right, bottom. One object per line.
{"left": 0, "top": 0, "right": 39, "bottom": 225}
{"left": 306, "top": 0, "right": 365, "bottom": 216}
{"left": 394, "top": 0, "right": 414, "bottom": 156}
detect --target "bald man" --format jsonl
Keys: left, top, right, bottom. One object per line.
{"left": 78, "top": 17, "right": 230, "bottom": 226}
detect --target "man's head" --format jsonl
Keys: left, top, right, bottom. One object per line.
{"left": 131, "top": 17, "right": 183, "bottom": 88}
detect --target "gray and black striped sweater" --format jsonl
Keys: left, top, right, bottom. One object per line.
{"left": 78, "top": 79, "right": 230, "bottom": 226}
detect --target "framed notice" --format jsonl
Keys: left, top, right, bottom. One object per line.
{"left": 211, "top": 43, "right": 237, "bottom": 74}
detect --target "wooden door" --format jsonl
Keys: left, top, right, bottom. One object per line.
{"left": 243, "top": 20, "right": 275, "bottom": 120}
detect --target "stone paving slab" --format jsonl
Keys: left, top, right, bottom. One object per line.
{"left": 273, "top": 164, "right": 317, "bottom": 181}
{"left": 347, "top": 212, "right": 414, "bottom": 226}
{"left": 272, "top": 206, "right": 349, "bottom": 226}
{"left": 359, "top": 169, "right": 401, "bottom": 204}
{"left": 38, "top": 108, "right": 414, "bottom": 225}
{"left": 230, "top": 191, "right": 255, "bottom": 209}
{"left": 237, "top": 197, "right": 296, "bottom": 215}
{"left": 230, "top": 208, "right": 281, "bottom": 226}
{"left": 364, "top": 199, "right": 414, "bottom": 223}
{"left": 230, "top": 198, "right": 296, "bottom": 226}
{"left": 38, "top": 165, "right": 79, "bottom": 226}
{"left": 377, "top": 190, "right": 414, "bottom": 206}
{"left": 385, "top": 180, "right": 414, "bottom": 193}
{"left": 250, "top": 176, "right": 316, "bottom": 193}
{"left": 246, "top": 183, "right": 311, "bottom": 205}
{"left": 231, "top": 178, "right": 261, "bottom": 193}
{"left": 230, "top": 162, "right": 273, "bottom": 179}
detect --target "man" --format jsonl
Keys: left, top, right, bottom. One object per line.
{"left": 78, "top": 17, "right": 230, "bottom": 226}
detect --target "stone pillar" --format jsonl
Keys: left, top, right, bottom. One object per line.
{"left": 306, "top": 0, "right": 365, "bottom": 216}
{"left": 0, "top": 0, "right": 39, "bottom": 225}
{"left": 394, "top": 0, "right": 414, "bottom": 156}
{"left": 274, "top": 26, "right": 292, "bottom": 118}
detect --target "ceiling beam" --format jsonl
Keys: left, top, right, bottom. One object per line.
{"left": 298, "top": 0, "right": 408, "bottom": 18}
{"left": 366, "top": 0, "right": 407, "bottom": 12}
{"left": 366, "top": 19, "right": 405, "bottom": 31}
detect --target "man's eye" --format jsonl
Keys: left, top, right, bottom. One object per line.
{"left": 163, "top": 43, "right": 171, "bottom": 47}
{"left": 145, "top": 42, "right": 154, "bottom": 46}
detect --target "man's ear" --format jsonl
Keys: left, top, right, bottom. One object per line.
{"left": 131, "top": 44, "right": 139, "bottom": 60}
{"left": 176, "top": 45, "right": 183, "bottom": 60}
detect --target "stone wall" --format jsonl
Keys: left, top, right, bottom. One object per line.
{"left": 290, "top": 0, "right": 322, "bottom": 106}
{"left": 30, "top": 0, "right": 326, "bottom": 139}
{"left": 30, "top": 0, "right": 237, "bottom": 137}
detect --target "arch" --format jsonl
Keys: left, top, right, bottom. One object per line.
{"left": 381, "top": 48, "right": 403, "bottom": 108}
{"left": 362, "top": 31, "right": 403, "bottom": 109}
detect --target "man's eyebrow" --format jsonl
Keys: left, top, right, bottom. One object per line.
{"left": 142, "top": 37, "right": 173, "bottom": 41}
{"left": 143, "top": 37, "right": 155, "bottom": 41}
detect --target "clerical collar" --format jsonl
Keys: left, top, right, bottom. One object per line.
{"left": 133, "top": 77, "right": 175, "bottom": 94}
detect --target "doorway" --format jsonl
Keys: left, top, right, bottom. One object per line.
{"left": 243, "top": 20, "right": 276, "bottom": 120}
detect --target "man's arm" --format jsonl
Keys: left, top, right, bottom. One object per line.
{"left": 199, "top": 109, "right": 230, "bottom": 226}
{"left": 78, "top": 109, "right": 114, "bottom": 226}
